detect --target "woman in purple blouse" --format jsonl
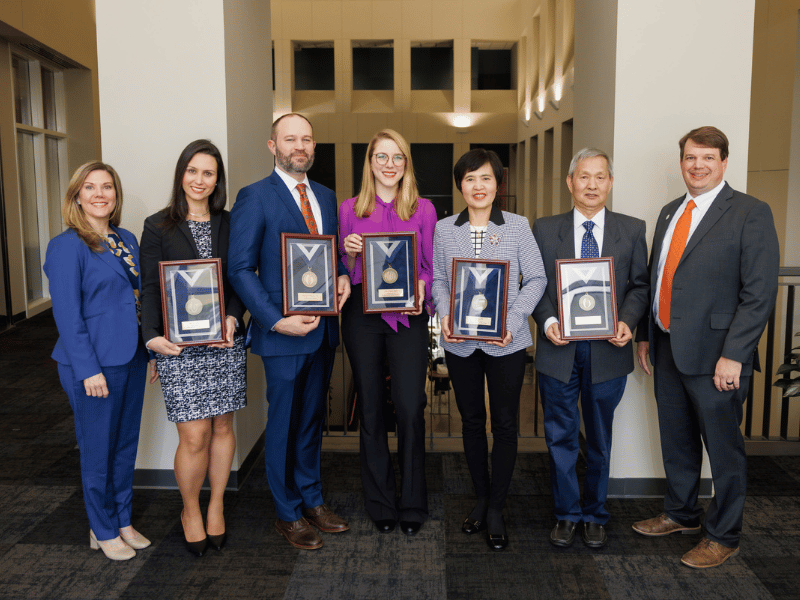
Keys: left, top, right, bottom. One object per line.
{"left": 339, "top": 129, "right": 436, "bottom": 536}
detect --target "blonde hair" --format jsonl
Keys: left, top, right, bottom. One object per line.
{"left": 62, "top": 161, "right": 124, "bottom": 252}
{"left": 354, "top": 129, "right": 419, "bottom": 221}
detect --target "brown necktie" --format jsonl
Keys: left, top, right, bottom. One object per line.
{"left": 296, "top": 183, "right": 318, "bottom": 234}
{"left": 658, "top": 199, "right": 696, "bottom": 329}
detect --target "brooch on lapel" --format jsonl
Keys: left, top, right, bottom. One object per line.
{"left": 488, "top": 233, "right": 502, "bottom": 246}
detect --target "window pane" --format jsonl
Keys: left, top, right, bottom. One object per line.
{"left": 294, "top": 47, "right": 335, "bottom": 90}
{"left": 42, "top": 69, "right": 57, "bottom": 131}
{"left": 17, "top": 132, "right": 43, "bottom": 302}
{"left": 352, "top": 47, "right": 393, "bottom": 90}
{"left": 46, "top": 137, "right": 63, "bottom": 238}
{"left": 12, "top": 56, "right": 32, "bottom": 126}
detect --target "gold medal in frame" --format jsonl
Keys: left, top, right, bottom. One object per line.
{"left": 159, "top": 258, "right": 226, "bottom": 347}
{"left": 448, "top": 258, "right": 509, "bottom": 342}
{"left": 555, "top": 257, "right": 618, "bottom": 340}
{"left": 281, "top": 233, "right": 339, "bottom": 316}
{"left": 361, "top": 232, "right": 419, "bottom": 314}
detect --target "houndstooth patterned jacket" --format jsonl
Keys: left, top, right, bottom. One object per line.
{"left": 432, "top": 206, "right": 547, "bottom": 357}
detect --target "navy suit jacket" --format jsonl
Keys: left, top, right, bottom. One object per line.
{"left": 228, "top": 170, "right": 345, "bottom": 357}
{"left": 44, "top": 227, "right": 142, "bottom": 381}
{"left": 532, "top": 209, "right": 650, "bottom": 384}
{"left": 637, "top": 183, "right": 779, "bottom": 376}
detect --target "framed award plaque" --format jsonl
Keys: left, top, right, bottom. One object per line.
{"left": 361, "top": 232, "right": 419, "bottom": 314}
{"left": 448, "top": 258, "right": 509, "bottom": 342}
{"left": 281, "top": 233, "right": 339, "bottom": 316}
{"left": 159, "top": 258, "right": 226, "bottom": 347}
{"left": 555, "top": 257, "right": 618, "bottom": 340}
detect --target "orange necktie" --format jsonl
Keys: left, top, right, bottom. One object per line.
{"left": 658, "top": 199, "right": 696, "bottom": 329}
{"left": 296, "top": 183, "right": 318, "bottom": 234}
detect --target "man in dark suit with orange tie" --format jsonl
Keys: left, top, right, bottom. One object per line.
{"left": 634, "top": 126, "right": 779, "bottom": 568}
{"left": 229, "top": 113, "right": 351, "bottom": 550}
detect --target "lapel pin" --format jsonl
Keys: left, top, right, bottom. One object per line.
{"left": 489, "top": 233, "right": 502, "bottom": 246}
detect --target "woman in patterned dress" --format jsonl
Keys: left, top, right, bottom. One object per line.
{"left": 140, "top": 140, "right": 246, "bottom": 557}
{"left": 44, "top": 162, "right": 150, "bottom": 560}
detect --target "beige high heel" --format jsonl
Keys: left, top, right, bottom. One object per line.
{"left": 120, "top": 528, "right": 151, "bottom": 550}
{"left": 89, "top": 529, "right": 136, "bottom": 560}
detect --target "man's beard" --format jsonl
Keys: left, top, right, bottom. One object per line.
{"left": 275, "top": 147, "right": 315, "bottom": 174}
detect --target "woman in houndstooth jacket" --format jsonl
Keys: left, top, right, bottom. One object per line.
{"left": 432, "top": 148, "right": 546, "bottom": 551}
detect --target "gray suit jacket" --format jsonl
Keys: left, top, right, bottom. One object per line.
{"left": 637, "top": 183, "right": 779, "bottom": 376}
{"left": 432, "top": 207, "right": 547, "bottom": 357}
{"left": 532, "top": 209, "right": 649, "bottom": 384}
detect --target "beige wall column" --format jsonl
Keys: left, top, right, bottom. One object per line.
{"left": 453, "top": 38, "right": 470, "bottom": 114}
{"left": 574, "top": 0, "right": 756, "bottom": 493}
{"left": 95, "top": 0, "right": 272, "bottom": 483}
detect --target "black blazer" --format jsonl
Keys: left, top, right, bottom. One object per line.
{"left": 139, "top": 209, "right": 246, "bottom": 344}
{"left": 532, "top": 209, "right": 650, "bottom": 384}
{"left": 637, "top": 183, "right": 779, "bottom": 376}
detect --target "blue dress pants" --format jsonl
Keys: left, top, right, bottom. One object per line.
{"left": 539, "top": 341, "right": 626, "bottom": 525}
{"left": 261, "top": 344, "right": 335, "bottom": 522}
{"left": 57, "top": 344, "right": 147, "bottom": 541}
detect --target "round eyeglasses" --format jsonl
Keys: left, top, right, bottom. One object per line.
{"left": 373, "top": 153, "right": 406, "bottom": 167}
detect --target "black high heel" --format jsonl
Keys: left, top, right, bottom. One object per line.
{"left": 181, "top": 510, "right": 209, "bottom": 557}
{"left": 208, "top": 532, "right": 227, "bottom": 551}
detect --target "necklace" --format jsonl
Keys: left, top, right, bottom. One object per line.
{"left": 188, "top": 208, "right": 210, "bottom": 218}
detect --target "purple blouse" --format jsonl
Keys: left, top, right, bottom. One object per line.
{"left": 339, "top": 195, "right": 437, "bottom": 331}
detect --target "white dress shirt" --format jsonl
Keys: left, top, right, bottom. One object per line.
{"left": 653, "top": 179, "right": 726, "bottom": 331}
{"left": 273, "top": 166, "right": 324, "bottom": 234}
{"left": 545, "top": 207, "right": 606, "bottom": 332}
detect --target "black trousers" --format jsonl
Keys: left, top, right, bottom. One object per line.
{"left": 445, "top": 348, "right": 526, "bottom": 511}
{"left": 342, "top": 286, "right": 429, "bottom": 522}
{"left": 653, "top": 328, "right": 749, "bottom": 547}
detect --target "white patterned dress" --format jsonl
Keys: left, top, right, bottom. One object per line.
{"left": 157, "top": 220, "right": 247, "bottom": 422}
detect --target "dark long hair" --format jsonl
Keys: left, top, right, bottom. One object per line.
{"left": 161, "top": 139, "right": 227, "bottom": 229}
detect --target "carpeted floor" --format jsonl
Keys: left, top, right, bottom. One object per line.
{"left": 1, "top": 312, "right": 799, "bottom": 599}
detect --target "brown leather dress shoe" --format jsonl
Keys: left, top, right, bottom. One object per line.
{"left": 681, "top": 538, "right": 739, "bottom": 568}
{"left": 274, "top": 518, "right": 323, "bottom": 550}
{"left": 632, "top": 513, "right": 701, "bottom": 537}
{"left": 302, "top": 505, "right": 350, "bottom": 533}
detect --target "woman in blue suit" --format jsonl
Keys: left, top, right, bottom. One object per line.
{"left": 44, "top": 162, "right": 149, "bottom": 561}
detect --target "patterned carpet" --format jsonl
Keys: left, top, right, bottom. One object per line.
{"left": 1, "top": 312, "right": 799, "bottom": 599}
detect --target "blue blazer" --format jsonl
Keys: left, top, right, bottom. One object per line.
{"left": 228, "top": 170, "right": 346, "bottom": 357}
{"left": 44, "top": 227, "right": 142, "bottom": 382}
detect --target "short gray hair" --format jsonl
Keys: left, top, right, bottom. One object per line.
{"left": 568, "top": 148, "right": 613, "bottom": 178}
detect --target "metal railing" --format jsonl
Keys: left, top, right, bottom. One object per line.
{"left": 744, "top": 267, "right": 800, "bottom": 442}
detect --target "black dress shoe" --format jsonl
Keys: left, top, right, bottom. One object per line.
{"left": 399, "top": 521, "right": 422, "bottom": 536}
{"left": 549, "top": 520, "right": 577, "bottom": 547}
{"left": 184, "top": 536, "right": 209, "bottom": 557}
{"left": 208, "top": 532, "right": 227, "bottom": 551}
{"left": 461, "top": 516, "right": 487, "bottom": 535}
{"left": 487, "top": 532, "right": 508, "bottom": 551}
{"left": 582, "top": 522, "right": 607, "bottom": 548}
{"left": 374, "top": 519, "right": 396, "bottom": 533}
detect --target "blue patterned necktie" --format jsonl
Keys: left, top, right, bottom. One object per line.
{"left": 581, "top": 221, "right": 599, "bottom": 258}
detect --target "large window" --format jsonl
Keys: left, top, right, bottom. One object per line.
{"left": 12, "top": 53, "right": 67, "bottom": 305}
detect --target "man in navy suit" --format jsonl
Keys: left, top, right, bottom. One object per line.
{"left": 634, "top": 127, "right": 779, "bottom": 568}
{"left": 532, "top": 148, "right": 649, "bottom": 549}
{"left": 229, "top": 113, "right": 351, "bottom": 550}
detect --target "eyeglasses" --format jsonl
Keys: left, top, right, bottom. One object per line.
{"left": 373, "top": 153, "right": 406, "bottom": 167}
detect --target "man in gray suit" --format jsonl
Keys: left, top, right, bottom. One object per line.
{"left": 633, "top": 126, "right": 779, "bottom": 568}
{"left": 532, "top": 148, "right": 649, "bottom": 549}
